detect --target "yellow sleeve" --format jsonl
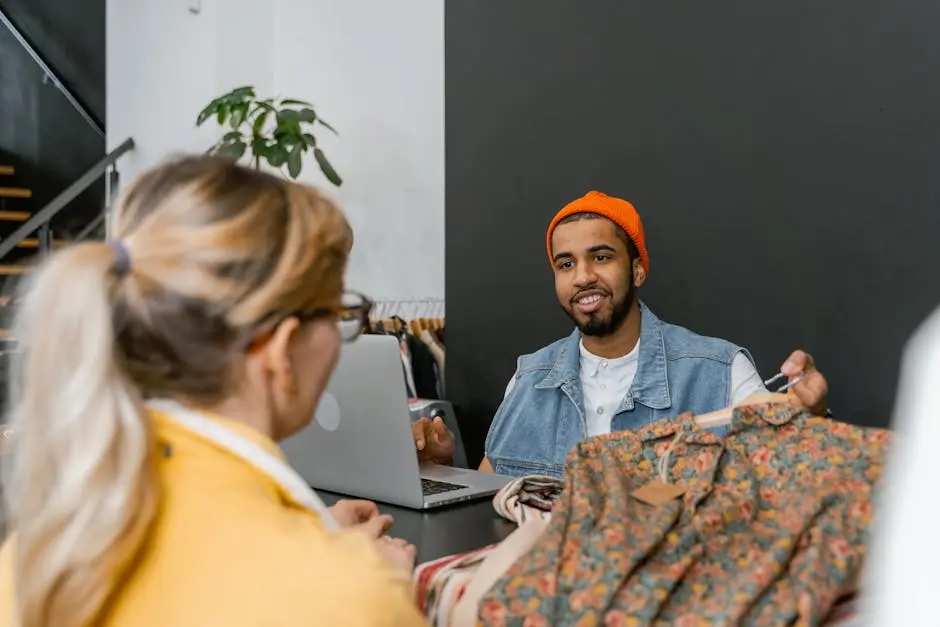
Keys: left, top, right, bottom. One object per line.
{"left": 298, "top": 531, "right": 429, "bottom": 627}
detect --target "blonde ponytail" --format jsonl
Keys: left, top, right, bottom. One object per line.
{"left": 1, "top": 154, "right": 353, "bottom": 626}
{"left": 3, "top": 242, "right": 158, "bottom": 627}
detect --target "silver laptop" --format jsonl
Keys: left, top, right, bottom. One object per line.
{"left": 281, "top": 334, "right": 512, "bottom": 509}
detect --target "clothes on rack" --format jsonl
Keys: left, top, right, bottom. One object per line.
{"left": 419, "top": 329, "right": 445, "bottom": 396}
{"left": 477, "top": 402, "right": 888, "bottom": 626}
{"left": 407, "top": 334, "right": 440, "bottom": 400}
{"left": 367, "top": 317, "right": 445, "bottom": 400}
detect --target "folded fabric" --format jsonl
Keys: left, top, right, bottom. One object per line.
{"left": 492, "top": 474, "right": 563, "bottom": 524}
{"left": 479, "top": 402, "right": 890, "bottom": 626}
{"left": 413, "top": 476, "right": 560, "bottom": 624}
{"left": 413, "top": 544, "right": 496, "bottom": 627}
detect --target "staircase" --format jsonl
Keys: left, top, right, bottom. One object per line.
{"left": 0, "top": 138, "right": 134, "bottom": 350}
{"left": 0, "top": 164, "right": 35, "bottom": 344}
{"left": 0, "top": 164, "right": 60, "bottom": 276}
{"left": 0, "top": 0, "right": 113, "bottom": 418}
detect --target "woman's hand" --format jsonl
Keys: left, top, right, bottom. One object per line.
{"left": 331, "top": 499, "right": 415, "bottom": 572}
{"left": 375, "top": 536, "right": 417, "bottom": 573}
{"left": 329, "top": 499, "right": 393, "bottom": 535}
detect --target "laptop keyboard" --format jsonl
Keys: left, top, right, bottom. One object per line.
{"left": 421, "top": 478, "right": 467, "bottom": 496}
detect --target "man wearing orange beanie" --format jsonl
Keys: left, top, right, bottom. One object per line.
{"left": 414, "top": 191, "right": 830, "bottom": 478}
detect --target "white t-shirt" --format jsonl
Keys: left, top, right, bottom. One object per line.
{"left": 503, "top": 339, "right": 766, "bottom": 436}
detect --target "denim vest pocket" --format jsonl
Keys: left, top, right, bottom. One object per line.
{"left": 491, "top": 458, "right": 565, "bottom": 480}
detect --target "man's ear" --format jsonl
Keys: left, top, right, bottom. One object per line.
{"left": 260, "top": 317, "right": 302, "bottom": 396}
{"left": 633, "top": 259, "right": 647, "bottom": 288}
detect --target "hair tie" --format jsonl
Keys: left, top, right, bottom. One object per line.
{"left": 108, "top": 240, "right": 132, "bottom": 277}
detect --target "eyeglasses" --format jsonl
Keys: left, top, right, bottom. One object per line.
{"left": 302, "top": 290, "right": 373, "bottom": 343}
{"left": 246, "top": 290, "right": 374, "bottom": 352}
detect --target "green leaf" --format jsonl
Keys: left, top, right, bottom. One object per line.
{"left": 251, "top": 137, "right": 268, "bottom": 156}
{"left": 229, "top": 103, "right": 249, "bottom": 128}
{"left": 221, "top": 130, "right": 243, "bottom": 143}
{"left": 265, "top": 144, "right": 289, "bottom": 167}
{"left": 226, "top": 85, "right": 256, "bottom": 102}
{"left": 276, "top": 116, "right": 303, "bottom": 140}
{"left": 216, "top": 102, "right": 230, "bottom": 125}
{"left": 252, "top": 110, "right": 271, "bottom": 134}
{"left": 196, "top": 97, "right": 223, "bottom": 125}
{"left": 254, "top": 100, "right": 277, "bottom": 113}
{"left": 314, "top": 148, "right": 342, "bottom": 186}
{"left": 317, "top": 117, "right": 338, "bottom": 135}
{"left": 302, "top": 133, "right": 317, "bottom": 148}
{"left": 280, "top": 134, "right": 302, "bottom": 149}
{"left": 280, "top": 98, "right": 312, "bottom": 107}
{"left": 287, "top": 144, "right": 304, "bottom": 179}
{"left": 277, "top": 109, "right": 300, "bottom": 124}
{"left": 273, "top": 126, "right": 304, "bottom": 145}
{"left": 298, "top": 108, "right": 317, "bottom": 124}
{"left": 217, "top": 140, "right": 246, "bottom": 159}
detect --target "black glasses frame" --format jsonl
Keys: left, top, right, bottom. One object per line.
{"left": 245, "top": 290, "right": 374, "bottom": 352}
{"left": 301, "top": 289, "right": 374, "bottom": 342}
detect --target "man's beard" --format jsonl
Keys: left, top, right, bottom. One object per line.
{"left": 563, "top": 283, "right": 635, "bottom": 337}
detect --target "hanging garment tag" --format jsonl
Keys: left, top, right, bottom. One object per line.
{"left": 631, "top": 480, "right": 686, "bottom": 506}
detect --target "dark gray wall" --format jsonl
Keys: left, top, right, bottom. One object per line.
{"left": 445, "top": 0, "right": 940, "bottom": 466}
{"left": 0, "top": 0, "right": 105, "bottom": 235}
{"left": 0, "top": 0, "right": 105, "bottom": 123}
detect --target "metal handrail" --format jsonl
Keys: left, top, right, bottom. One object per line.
{"left": 0, "top": 138, "right": 134, "bottom": 259}
{"left": 0, "top": 6, "right": 104, "bottom": 138}
{"left": 72, "top": 210, "right": 106, "bottom": 243}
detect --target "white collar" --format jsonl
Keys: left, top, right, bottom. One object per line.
{"left": 579, "top": 339, "right": 640, "bottom": 376}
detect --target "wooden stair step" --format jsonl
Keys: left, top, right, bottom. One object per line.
{"left": 0, "top": 266, "right": 31, "bottom": 275}
{"left": 0, "top": 166, "right": 13, "bottom": 176}
{"left": 0, "top": 187, "right": 31, "bottom": 199}
{"left": 16, "top": 238, "right": 66, "bottom": 249}
{"left": 0, "top": 210, "right": 30, "bottom": 221}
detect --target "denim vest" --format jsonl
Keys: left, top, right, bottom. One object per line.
{"left": 485, "top": 302, "right": 752, "bottom": 478}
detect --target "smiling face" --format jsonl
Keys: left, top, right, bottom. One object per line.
{"left": 550, "top": 214, "right": 645, "bottom": 336}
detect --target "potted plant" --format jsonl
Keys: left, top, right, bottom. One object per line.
{"left": 196, "top": 86, "right": 342, "bottom": 185}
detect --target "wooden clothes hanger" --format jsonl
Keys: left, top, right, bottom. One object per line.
{"left": 693, "top": 391, "right": 793, "bottom": 429}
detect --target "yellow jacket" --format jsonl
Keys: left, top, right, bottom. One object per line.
{"left": 0, "top": 409, "right": 428, "bottom": 626}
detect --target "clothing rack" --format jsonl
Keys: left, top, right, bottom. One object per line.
{"left": 370, "top": 298, "right": 445, "bottom": 321}
{"left": 366, "top": 298, "right": 446, "bottom": 399}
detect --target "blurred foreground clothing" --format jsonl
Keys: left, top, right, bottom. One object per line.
{"left": 862, "top": 306, "right": 940, "bottom": 625}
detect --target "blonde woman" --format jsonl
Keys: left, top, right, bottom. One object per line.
{"left": 0, "top": 156, "right": 427, "bottom": 626}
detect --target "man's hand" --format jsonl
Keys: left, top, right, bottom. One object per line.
{"left": 412, "top": 416, "right": 455, "bottom": 465}
{"left": 329, "top": 499, "right": 392, "bottom": 535}
{"left": 780, "top": 350, "right": 829, "bottom": 416}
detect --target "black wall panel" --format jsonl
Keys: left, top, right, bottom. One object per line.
{"left": 445, "top": 0, "right": 940, "bottom": 466}
{"left": 0, "top": 0, "right": 105, "bottom": 124}
{"left": 0, "top": 0, "right": 105, "bottom": 235}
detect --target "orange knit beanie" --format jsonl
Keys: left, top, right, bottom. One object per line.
{"left": 546, "top": 191, "right": 649, "bottom": 273}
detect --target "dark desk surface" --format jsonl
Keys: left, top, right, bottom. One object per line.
{"left": 319, "top": 491, "right": 515, "bottom": 563}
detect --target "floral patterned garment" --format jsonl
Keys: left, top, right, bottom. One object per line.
{"left": 478, "top": 403, "right": 890, "bottom": 627}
